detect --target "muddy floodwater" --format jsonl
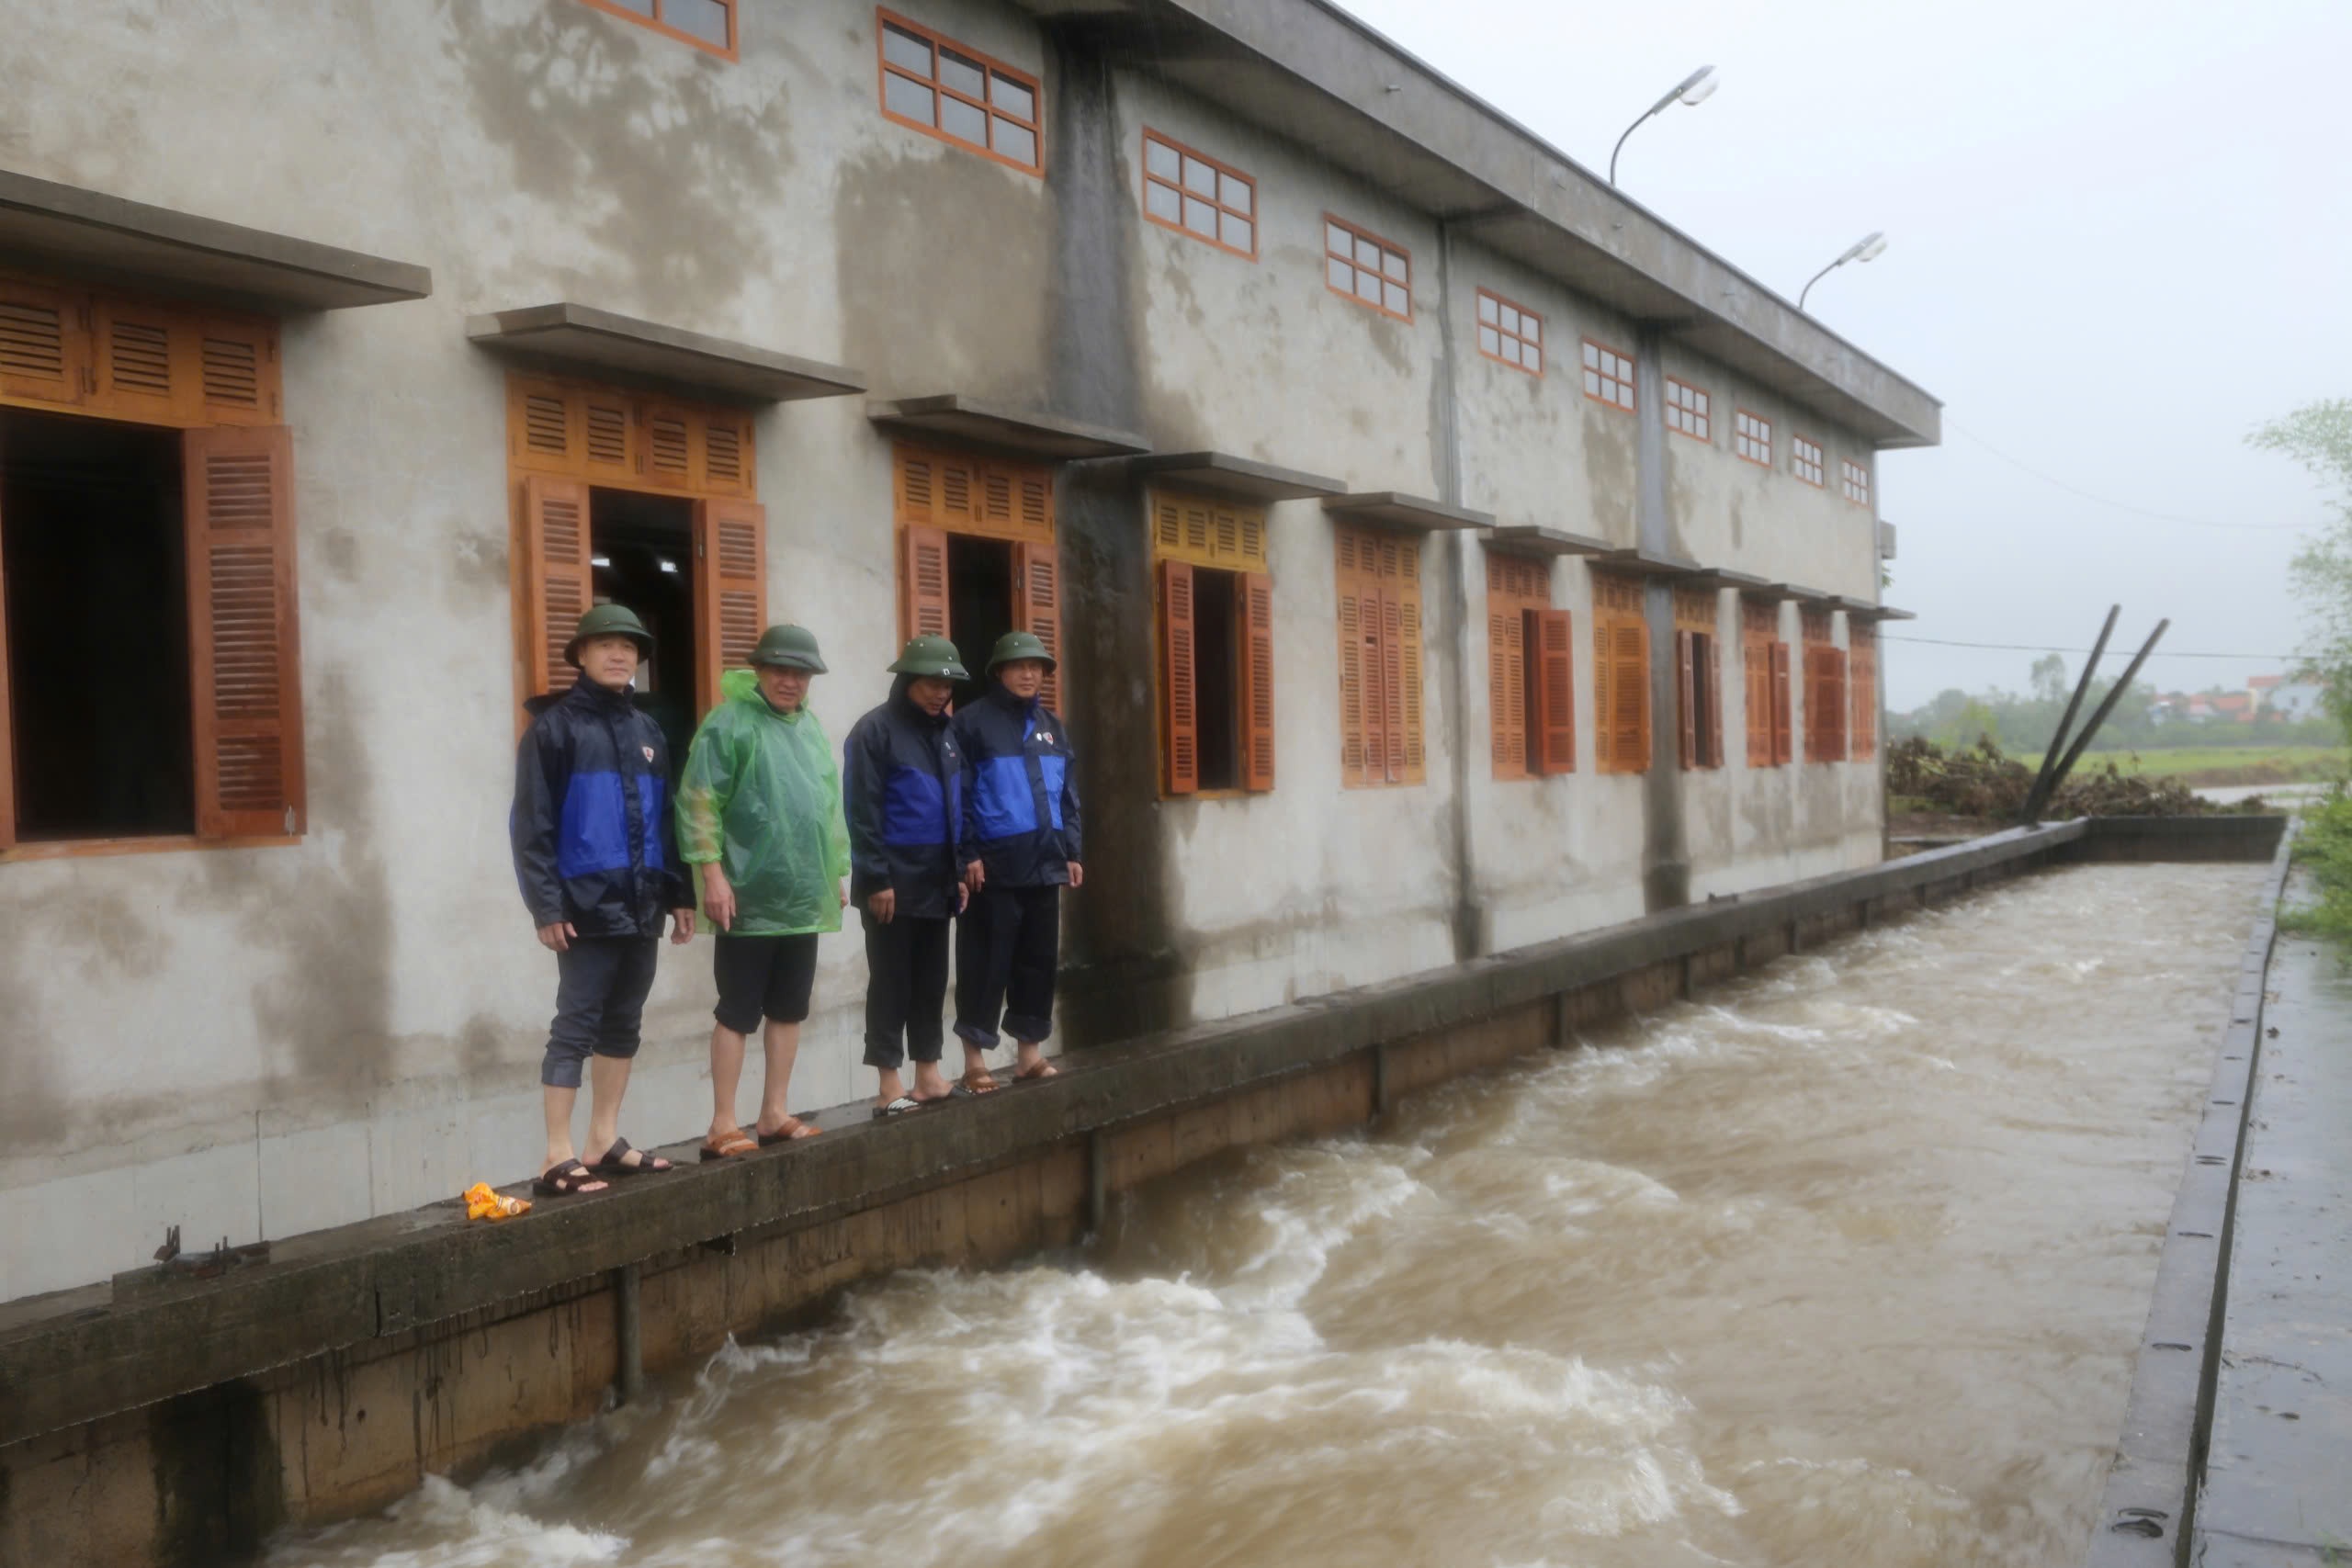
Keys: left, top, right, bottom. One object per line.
{"left": 270, "top": 863, "right": 2265, "bottom": 1568}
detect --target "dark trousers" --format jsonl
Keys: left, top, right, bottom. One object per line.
{"left": 541, "top": 936, "right": 660, "bottom": 1089}
{"left": 954, "top": 884, "right": 1060, "bottom": 1048}
{"left": 862, "top": 913, "right": 950, "bottom": 1069}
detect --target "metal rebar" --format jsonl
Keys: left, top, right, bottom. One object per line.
{"left": 2036, "top": 619, "right": 2170, "bottom": 814}
{"left": 2022, "top": 605, "right": 2120, "bottom": 820}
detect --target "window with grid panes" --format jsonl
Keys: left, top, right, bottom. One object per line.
{"left": 1840, "top": 457, "right": 1871, "bottom": 507}
{"left": 1734, "top": 409, "right": 1772, "bottom": 467}
{"left": 578, "top": 0, "right": 735, "bottom": 57}
{"left": 1324, "top": 217, "right": 1410, "bottom": 320}
{"left": 877, "top": 9, "right": 1041, "bottom": 174}
{"left": 1580, "top": 339, "right": 1634, "bottom": 412}
{"left": 1142, "top": 130, "right": 1254, "bottom": 258}
{"left": 1792, "top": 434, "right": 1825, "bottom": 487}
{"left": 1476, "top": 289, "right": 1542, "bottom": 375}
{"left": 1665, "top": 378, "right": 1710, "bottom": 441}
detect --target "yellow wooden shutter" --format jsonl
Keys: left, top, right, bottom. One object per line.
{"left": 1014, "top": 539, "right": 1061, "bottom": 712}
{"left": 695, "top": 498, "right": 766, "bottom": 716}
{"left": 1532, "top": 608, "right": 1576, "bottom": 774}
{"left": 0, "top": 276, "right": 85, "bottom": 408}
{"left": 520, "top": 474, "right": 594, "bottom": 703}
{"left": 92, "top": 298, "right": 198, "bottom": 423}
{"left": 196, "top": 314, "right": 280, "bottom": 425}
{"left": 1159, "top": 558, "right": 1198, "bottom": 795}
{"left": 183, "top": 424, "right": 305, "bottom": 838}
{"left": 1239, "top": 570, "right": 1275, "bottom": 792}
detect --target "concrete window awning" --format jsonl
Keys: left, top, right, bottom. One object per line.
{"left": 868, "top": 394, "right": 1149, "bottom": 460}
{"left": 1778, "top": 583, "right": 1843, "bottom": 606}
{"left": 1686, "top": 567, "right": 1776, "bottom": 593}
{"left": 1849, "top": 604, "right": 1917, "bottom": 622}
{"left": 1595, "top": 547, "right": 1702, "bottom": 578}
{"left": 1322, "top": 491, "right": 1495, "bottom": 533}
{"left": 0, "top": 168, "right": 430, "bottom": 310}
{"left": 1482, "top": 525, "right": 1614, "bottom": 558}
{"left": 1123, "top": 451, "right": 1343, "bottom": 502}
{"left": 468, "top": 303, "right": 865, "bottom": 402}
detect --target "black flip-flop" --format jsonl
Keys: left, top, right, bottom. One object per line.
{"left": 593, "top": 1136, "right": 673, "bottom": 1177}
{"left": 532, "top": 1158, "right": 607, "bottom": 1197}
{"left": 872, "top": 1096, "right": 927, "bottom": 1119}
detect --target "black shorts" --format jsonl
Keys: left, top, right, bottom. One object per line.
{"left": 712, "top": 932, "right": 820, "bottom": 1032}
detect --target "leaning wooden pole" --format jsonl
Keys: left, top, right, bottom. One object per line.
{"left": 2022, "top": 618, "right": 2170, "bottom": 820}
{"left": 2022, "top": 605, "right": 2120, "bottom": 820}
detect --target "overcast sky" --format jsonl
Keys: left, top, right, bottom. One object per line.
{"left": 1331, "top": 0, "right": 2352, "bottom": 709}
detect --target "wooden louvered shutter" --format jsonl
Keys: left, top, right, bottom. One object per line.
{"left": 1830, "top": 649, "right": 1849, "bottom": 758}
{"left": 695, "top": 498, "right": 766, "bottom": 716}
{"left": 1239, "top": 570, "right": 1275, "bottom": 791}
{"left": 1770, "top": 642, "right": 1792, "bottom": 764}
{"left": 642, "top": 403, "right": 693, "bottom": 490}
{"left": 94, "top": 299, "right": 196, "bottom": 423}
{"left": 1676, "top": 629, "right": 1698, "bottom": 770}
{"left": 1159, "top": 559, "right": 1198, "bottom": 795}
{"left": 197, "top": 315, "right": 280, "bottom": 425}
{"left": 183, "top": 425, "right": 304, "bottom": 838}
{"left": 900, "top": 525, "right": 950, "bottom": 642}
{"left": 1590, "top": 617, "right": 1613, "bottom": 772}
{"left": 1532, "top": 608, "right": 1575, "bottom": 774}
{"left": 1363, "top": 587, "right": 1393, "bottom": 784}
{"left": 581, "top": 389, "right": 635, "bottom": 483}
{"left": 0, "top": 276, "right": 85, "bottom": 406}
{"left": 1337, "top": 584, "right": 1368, "bottom": 786}
{"left": 1613, "top": 621, "right": 1647, "bottom": 772}
{"left": 1488, "top": 605, "right": 1518, "bottom": 778}
{"left": 522, "top": 474, "right": 593, "bottom": 702}
{"left": 1745, "top": 643, "right": 1769, "bottom": 766}
{"left": 1396, "top": 590, "right": 1424, "bottom": 783}
{"left": 0, "top": 484, "right": 13, "bottom": 847}
{"left": 1378, "top": 591, "right": 1408, "bottom": 784}
{"left": 1014, "top": 540, "right": 1061, "bottom": 713}
{"left": 1702, "top": 636, "right": 1724, "bottom": 768}
{"left": 1850, "top": 636, "right": 1877, "bottom": 758}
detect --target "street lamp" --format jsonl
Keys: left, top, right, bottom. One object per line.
{"left": 1607, "top": 65, "right": 1719, "bottom": 186}
{"left": 1797, "top": 231, "right": 1888, "bottom": 310}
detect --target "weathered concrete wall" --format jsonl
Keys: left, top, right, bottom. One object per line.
{"left": 0, "top": 0, "right": 1896, "bottom": 1303}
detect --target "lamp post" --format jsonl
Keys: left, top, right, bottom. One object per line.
{"left": 1797, "top": 231, "right": 1888, "bottom": 310}
{"left": 1607, "top": 65, "right": 1718, "bottom": 186}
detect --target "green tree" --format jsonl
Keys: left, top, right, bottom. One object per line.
{"left": 2249, "top": 399, "right": 2352, "bottom": 734}
{"left": 2030, "top": 653, "right": 2069, "bottom": 705}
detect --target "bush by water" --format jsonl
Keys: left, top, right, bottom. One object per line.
{"left": 1885, "top": 735, "right": 2267, "bottom": 820}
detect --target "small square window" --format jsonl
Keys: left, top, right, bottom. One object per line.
{"left": 1580, "top": 337, "right": 1634, "bottom": 410}
{"left": 1476, "top": 288, "right": 1543, "bottom": 378}
{"left": 877, "top": 10, "right": 1042, "bottom": 175}
{"left": 1324, "top": 214, "right": 1413, "bottom": 321}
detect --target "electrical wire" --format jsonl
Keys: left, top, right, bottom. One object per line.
{"left": 1942, "top": 418, "right": 2319, "bottom": 533}
{"left": 1881, "top": 633, "right": 2301, "bottom": 662}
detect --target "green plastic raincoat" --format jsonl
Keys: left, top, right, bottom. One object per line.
{"left": 675, "top": 670, "right": 852, "bottom": 936}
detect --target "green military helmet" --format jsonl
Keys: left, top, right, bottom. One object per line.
{"left": 888, "top": 634, "right": 970, "bottom": 682}
{"left": 565, "top": 603, "right": 655, "bottom": 667}
{"left": 750, "top": 623, "right": 828, "bottom": 673}
{"left": 985, "top": 629, "right": 1057, "bottom": 675}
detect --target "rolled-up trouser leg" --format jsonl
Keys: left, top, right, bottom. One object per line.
{"left": 1001, "top": 886, "right": 1060, "bottom": 1044}
{"left": 954, "top": 886, "right": 1016, "bottom": 1048}
{"left": 541, "top": 939, "right": 617, "bottom": 1088}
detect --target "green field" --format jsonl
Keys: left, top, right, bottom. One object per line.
{"left": 2011, "top": 745, "right": 2348, "bottom": 785}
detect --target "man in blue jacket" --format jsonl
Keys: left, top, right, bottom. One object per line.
{"left": 842, "top": 635, "right": 971, "bottom": 1116}
{"left": 511, "top": 604, "right": 695, "bottom": 1196}
{"left": 951, "top": 631, "right": 1081, "bottom": 1087}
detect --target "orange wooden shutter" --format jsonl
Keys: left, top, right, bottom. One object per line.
{"left": 1850, "top": 635, "right": 1877, "bottom": 758}
{"left": 900, "top": 524, "right": 950, "bottom": 643}
{"left": 1363, "top": 587, "right": 1393, "bottom": 784}
{"left": 1830, "top": 649, "right": 1849, "bottom": 758}
{"left": 1239, "top": 570, "right": 1275, "bottom": 791}
{"left": 0, "top": 482, "right": 13, "bottom": 849}
{"left": 1612, "top": 620, "right": 1647, "bottom": 771}
{"left": 1488, "top": 604, "right": 1519, "bottom": 778}
{"left": 1590, "top": 616, "right": 1613, "bottom": 772}
{"left": 1702, "top": 636, "right": 1724, "bottom": 768}
{"left": 1532, "top": 608, "right": 1575, "bottom": 774}
{"left": 183, "top": 425, "right": 304, "bottom": 838}
{"left": 1014, "top": 540, "right": 1061, "bottom": 712}
{"left": 1337, "top": 583, "right": 1368, "bottom": 786}
{"left": 1676, "top": 629, "right": 1697, "bottom": 770}
{"left": 695, "top": 498, "right": 766, "bottom": 716}
{"left": 521, "top": 474, "right": 594, "bottom": 703}
{"left": 1379, "top": 590, "right": 1409, "bottom": 783}
{"left": 0, "top": 276, "right": 86, "bottom": 407}
{"left": 1396, "top": 589, "right": 1424, "bottom": 783}
{"left": 1770, "top": 642, "right": 1792, "bottom": 764}
{"left": 92, "top": 299, "right": 197, "bottom": 423}
{"left": 196, "top": 315, "right": 281, "bottom": 425}
{"left": 1159, "top": 559, "right": 1198, "bottom": 795}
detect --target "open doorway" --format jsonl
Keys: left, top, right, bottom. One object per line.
{"left": 0, "top": 407, "right": 194, "bottom": 840}
{"left": 1191, "top": 566, "right": 1240, "bottom": 790}
{"left": 589, "top": 487, "right": 696, "bottom": 779}
{"left": 946, "top": 532, "right": 1015, "bottom": 710}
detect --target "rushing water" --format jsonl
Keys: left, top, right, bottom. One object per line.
{"left": 269, "top": 863, "right": 2264, "bottom": 1568}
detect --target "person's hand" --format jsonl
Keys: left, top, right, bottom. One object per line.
{"left": 956, "top": 882, "right": 969, "bottom": 915}
{"left": 1067, "top": 862, "right": 1084, "bottom": 888}
{"left": 536, "top": 920, "right": 576, "bottom": 953}
{"left": 838, "top": 879, "right": 849, "bottom": 909}
{"left": 964, "top": 859, "right": 986, "bottom": 894}
{"left": 670, "top": 908, "right": 695, "bottom": 944}
{"left": 703, "top": 866, "right": 736, "bottom": 932}
{"left": 869, "top": 888, "right": 896, "bottom": 923}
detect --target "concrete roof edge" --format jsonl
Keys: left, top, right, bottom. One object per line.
{"left": 1120, "top": 0, "right": 1941, "bottom": 446}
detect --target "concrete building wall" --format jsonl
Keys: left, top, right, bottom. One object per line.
{"left": 0, "top": 0, "right": 1905, "bottom": 1302}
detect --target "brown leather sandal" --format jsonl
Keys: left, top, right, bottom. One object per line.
{"left": 699, "top": 1127, "right": 756, "bottom": 1160}
{"left": 757, "top": 1116, "right": 820, "bottom": 1145}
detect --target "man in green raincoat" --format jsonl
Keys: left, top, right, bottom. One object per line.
{"left": 676, "top": 624, "right": 850, "bottom": 1157}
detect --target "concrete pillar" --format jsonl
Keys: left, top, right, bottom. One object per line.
{"left": 1636, "top": 326, "right": 1690, "bottom": 909}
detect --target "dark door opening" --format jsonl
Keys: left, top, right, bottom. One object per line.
{"left": 590, "top": 487, "right": 696, "bottom": 779}
{"left": 0, "top": 408, "right": 194, "bottom": 840}
{"left": 1520, "top": 609, "right": 1543, "bottom": 776}
{"left": 1193, "top": 566, "right": 1240, "bottom": 791}
{"left": 946, "top": 532, "right": 1015, "bottom": 709}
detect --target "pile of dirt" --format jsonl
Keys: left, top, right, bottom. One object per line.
{"left": 1884, "top": 735, "right": 2262, "bottom": 819}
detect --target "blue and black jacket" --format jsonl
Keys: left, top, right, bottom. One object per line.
{"left": 952, "top": 682, "right": 1081, "bottom": 889}
{"left": 511, "top": 679, "right": 689, "bottom": 938}
{"left": 842, "top": 676, "right": 965, "bottom": 920}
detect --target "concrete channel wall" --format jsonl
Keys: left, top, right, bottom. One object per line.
{"left": 0, "top": 815, "right": 2287, "bottom": 1566}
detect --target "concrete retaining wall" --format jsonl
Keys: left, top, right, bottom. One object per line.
{"left": 0, "top": 817, "right": 2279, "bottom": 1566}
